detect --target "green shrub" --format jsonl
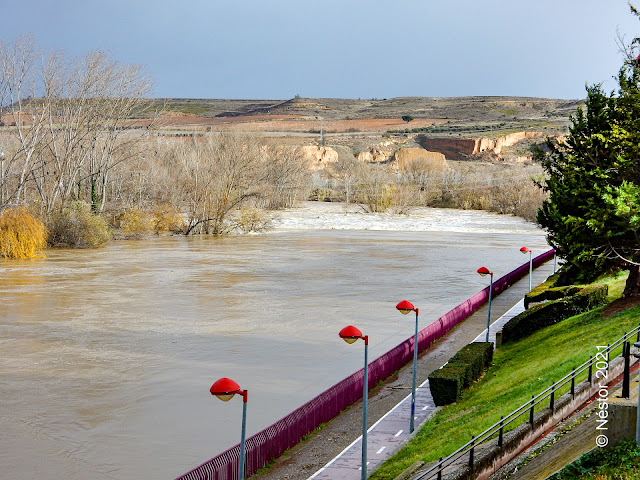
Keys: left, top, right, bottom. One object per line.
{"left": 429, "top": 365, "right": 467, "bottom": 406}
{"left": 429, "top": 342, "right": 494, "bottom": 406}
{"left": 450, "top": 342, "right": 494, "bottom": 380}
{"left": 47, "top": 201, "right": 112, "bottom": 248}
{"left": 524, "top": 285, "right": 582, "bottom": 308}
{"left": 572, "top": 284, "right": 609, "bottom": 309}
{"left": 503, "top": 284, "right": 609, "bottom": 343}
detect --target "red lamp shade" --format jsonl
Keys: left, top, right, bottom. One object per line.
{"left": 339, "top": 325, "right": 363, "bottom": 344}
{"left": 520, "top": 246, "right": 531, "bottom": 253}
{"left": 396, "top": 300, "right": 415, "bottom": 315}
{"left": 210, "top": 377, "right": 241, "bottom": 402}
{"left": 477, "top": 266, "right": 492, "bottom": 277}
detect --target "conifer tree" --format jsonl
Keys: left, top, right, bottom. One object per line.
{"left": 537, "top": 54, "right": 640, "bottom": 296}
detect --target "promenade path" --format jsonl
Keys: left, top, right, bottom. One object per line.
{"left": 308, "top": 300, "right": 528, "bottom": 480}
{"left": 266, "top": 260, "right": 556, "bottom": 480}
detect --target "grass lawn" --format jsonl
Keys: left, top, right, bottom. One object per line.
{"left": 370, "top": 272, "right": 640, "bottom": 480}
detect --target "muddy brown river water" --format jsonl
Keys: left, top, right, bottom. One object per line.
{"left": 0, "top": 205, "right": 550, "bottom": 479}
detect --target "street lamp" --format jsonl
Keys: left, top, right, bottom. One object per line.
{"left": 395, "top": 300, "right": 419, "bottom": 433}
{"left": 520, "top": 246, "right": 533, "bottom": 292}
{"left": 339, "top": 325, "right": 369, "bottom": 480}
{"left": 477, "top": 267, "right": 494, "bottom": 342}
{"left": 210, "top": 377, "right": 248, "bottom": 480}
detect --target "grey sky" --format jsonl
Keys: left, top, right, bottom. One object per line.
{"left": 2, "top": 1, "right": 638, "bottom": 100}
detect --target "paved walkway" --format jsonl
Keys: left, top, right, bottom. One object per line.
{"left": 308, "top": 282, "right": 540, "bottom": 479}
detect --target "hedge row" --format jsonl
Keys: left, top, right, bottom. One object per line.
{"left": 523, "top": 272, "right": 584, "bottom": 308}
{"left": 428, "top": 342, "right": 494, "bottom": 406}
{"left": 503, "top": 284, "right": 608, "bottom": 343}
{"left": 523, "top": 285, "right": 582, "bottom": 308}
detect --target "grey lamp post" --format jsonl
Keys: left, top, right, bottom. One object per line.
{"left": 339, "top": 325, "right": 369, "bottom": 480}
{"left": 396, "top": 300, "right": 419, "bottom": 433}
{"left": 520, "top": 246, "right": 533, "bottom": 292}
{"left": 210, "top": 377, "right": 248, "bottom": 480}
{"left": 477, "top": 267, "right": 494, "bottom": 342}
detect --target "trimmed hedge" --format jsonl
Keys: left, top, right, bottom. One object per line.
{"left": 524, "top": 285, "right": 582, "bottom": 308}
{"left": 503, "top": 284, "right": 608, "bottom": 343}
{"left": 429, "top": 342, "right": 493, "bottom": 406}
{"left": 450, "top": 342, "right": 494, "bottom": 380}
{"left": 429, "top": 365, "right": 467, "bottom": 405}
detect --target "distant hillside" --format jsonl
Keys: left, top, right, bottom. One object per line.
{"left": 151, "top": 95, "right": 580, "bottom": 129}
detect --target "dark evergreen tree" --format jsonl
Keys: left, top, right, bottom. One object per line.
{"left": 536, "top": 62, "right": 640, "bottom": 296}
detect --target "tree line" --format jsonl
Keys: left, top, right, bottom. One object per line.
{"left": 0, "top": 36, "right": 549, "bottom": 258}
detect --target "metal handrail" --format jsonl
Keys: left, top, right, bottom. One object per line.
{"left": 415, "top": 323, "right": 640, "bottom": 480}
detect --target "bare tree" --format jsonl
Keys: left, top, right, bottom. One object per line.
{"left": 328, "top": 155, "right": 362, "bottom": 213}
{"left": 355, "top": 164, "right": 392, "bottom": 213}
{"left": 0, "top": 36, "right": 48, "bottom": 207}
{"left": 174, "top": 133, "right": 265, "bottom": 235}
{"left": 260, "top": 145, "right": 310, "bottom": 210}
{"left": 37, "top": 50, "right": 153, "bottom": 213}
{"left": 0, "top": 39, "right": 153, "bottom": 215}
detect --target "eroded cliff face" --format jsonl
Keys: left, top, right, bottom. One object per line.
{"left": 299, "top": 130, "right": 544, "bottom": 172}
{"left": 474, "top": 132, "right": 541, "bottom": 155}
{"left": 355, "top": 140, "right": 395, "bottom": 163}
{"left": 299, "top": 146, "right": 339, "bottom": 170}
{"left": 418, "top": 138, "right": 476, "bottom": 160}
{"left": 393, "top": 147, "right": 447, "bottom": 171}
{"left": 419, "top": 131, "right": 542, "bottom": 161}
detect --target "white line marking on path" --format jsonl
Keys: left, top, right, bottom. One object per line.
{"left": 376, "top": 447, "right": 386, "bottom": 454}
{"left": 394, "top": 430, "right": 403, "bottom": 437}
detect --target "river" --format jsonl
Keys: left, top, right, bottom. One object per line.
{"left": 0, "top": 203, "right": 550, "bottom": 479}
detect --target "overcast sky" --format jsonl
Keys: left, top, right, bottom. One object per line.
{"left": 2, "top": 1, "right": 638, "bottom": 100}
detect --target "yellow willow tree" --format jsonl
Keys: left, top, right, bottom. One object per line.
{"left": 0, "top": 206, "right": 47, "bottom": 258}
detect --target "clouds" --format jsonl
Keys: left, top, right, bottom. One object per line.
{"left": 2, "top": 0, "right": 637, "bottom": 99}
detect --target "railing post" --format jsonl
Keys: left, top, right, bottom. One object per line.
{"left": 529, "top": 395, "right": 534, "bottom": 426}
{"left": 623, "top": 341, "right": 631, "bottom": 399}
{"left": 550, "top": 383, "right": 555, "bottom": 413}
{"left": 637, "top": 323, "right": 640, "bottom": 342}
{"left": 437, "top": 457, "right": 443, "bottom": 480}
{"left": 571, "top": 367, "right": 575, "bottom": 398}
{"left": 588, "top": 355, "right": 593, "bottom": 383}
{"left": 498, "top": 416, "right": 504, "bottom": 448}
{"left": 607, "top": 344, "right": 610, "bottom": 373}
{"left": 469, "top": 435, "right": 475, "bottom": 470}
